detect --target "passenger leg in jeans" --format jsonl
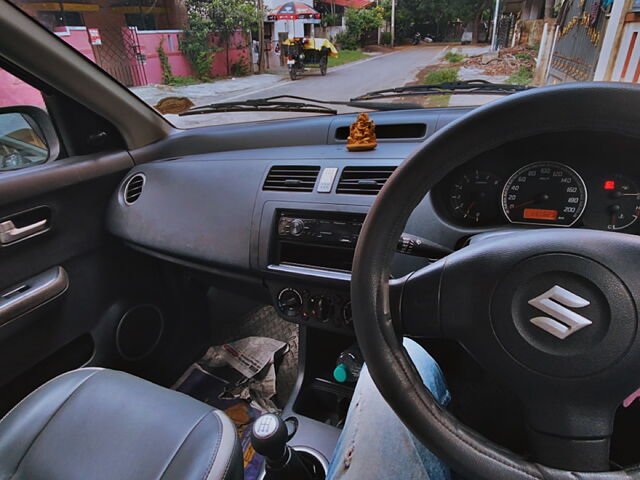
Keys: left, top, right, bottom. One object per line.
{"left": 326, "top": 338, "right": 452, "bottom": 480}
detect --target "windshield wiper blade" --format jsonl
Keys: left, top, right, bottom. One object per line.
{"left": 181, "top": 95, "right": 425, "bottom": 116}
{"left": 181, "top": 97, "right": 338, "bottom": 116}
{"left": 265, "top": 95, "right": 425, "bottom": 110}
{"left": 352, "top": 80, "right": 533, "bottom": 101}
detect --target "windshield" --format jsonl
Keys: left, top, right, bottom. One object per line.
{"left": 4, "top": 0, "right": 635, "bottom": 127}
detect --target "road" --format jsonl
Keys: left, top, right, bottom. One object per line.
{"left": 168, "top": 45, "right": 448, "bottom": 128}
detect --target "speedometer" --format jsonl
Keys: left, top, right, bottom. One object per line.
{"left": 501, "top": 162, "right": 587, "bottom": 227}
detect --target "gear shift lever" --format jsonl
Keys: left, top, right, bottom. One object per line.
{"left": 251, "top": 414, "right": 289, "bottom": 461}
{"left": 250, "top": 414, "right": 323, "bottom": 480}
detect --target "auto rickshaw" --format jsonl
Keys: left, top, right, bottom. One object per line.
{"left": 281, "top": 37, "right": 339, "bottom": 80}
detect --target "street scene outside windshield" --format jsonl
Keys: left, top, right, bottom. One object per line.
{"left": 3, "top": 0, "right": 640, "bottom": 127}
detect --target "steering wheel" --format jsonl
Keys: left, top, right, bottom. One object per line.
{"left": 351, "top": 83, "right": 640, "bottom": 479}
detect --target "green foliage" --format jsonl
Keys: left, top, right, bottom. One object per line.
{"left": 514, "top": 52, "right": 532, "bottom": 60}
{"left": 169, "top": 76, "right": 203, "bottom": 87}
{"left": 380, "top": 31, "right": 392, "bottom": 45}
{"left": 443, "top": 51, "right": 465, "bottom": 63}
{"left": 180, "top": 2, "right": 217, "bottom": 80}
{"left": 335, "top": 30, "right": 360, "bottom": 50}
{"left": 205, "top": 0, "right": 262, "bottom": 42}
{"left": 507, "top": 66, "right": 533, "bottom": 85}
{"left": 327, "top": 49, "right": 367, "bottom": 67}
{"left": 382, "top": 0, "right": 488, "bottom": 42}
{"left": 231, "top": 54, "right": 250, "bottom": 76}
{"left": 341, "top": 7, "right": 384, "bottom": 47}
{"left": 322, "top": 12, "right": 342, "bottom": 27}
{"left": 424, "top": 67, "right": 459, "bottom": 84}
{"left": 183, "top": 0, "right": 260, "bottom": 76}
{"left": 157, "top": 38, "right": 174, "bottom": 84}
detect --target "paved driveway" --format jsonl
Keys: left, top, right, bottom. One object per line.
{"left": 151, "top": 45, "right": 449, "bottom": 128}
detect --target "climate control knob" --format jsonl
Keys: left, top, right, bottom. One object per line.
{"left": 277, "top": 288, "right": 302, "bottom": 317}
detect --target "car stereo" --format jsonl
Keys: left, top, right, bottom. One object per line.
{"left": 273, "top": 211, "right": 366, "bottom": 271}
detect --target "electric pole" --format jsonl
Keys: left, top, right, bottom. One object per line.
{"left": 490, "top": 0, "right": 500, "bottom": 51}
{"left": 257, "top": 0, "right": 265, "bottom": 73}
{"left": 390, "top": 0, "right": 395, "bottom": 48}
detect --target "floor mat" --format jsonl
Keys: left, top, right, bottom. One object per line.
{"left": 175, "top": 365, "right": 266, "bottom": 480}
{"left": 210, "top": 305, "right": 300, "bottom": 409}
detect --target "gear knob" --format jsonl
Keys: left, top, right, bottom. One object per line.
{"left": 250, "top": 413, "right": 289, "bottom": 460}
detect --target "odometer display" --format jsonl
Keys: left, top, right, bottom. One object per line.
{"left": 501, "top": 162, "right": 587, "bottom": 227}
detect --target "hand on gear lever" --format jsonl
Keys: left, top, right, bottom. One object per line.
{"left": 250, "top": 414, "right": 323, "bottom": 480}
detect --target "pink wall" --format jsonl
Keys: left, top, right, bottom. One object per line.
{"left": 137, "top": 30, "right": 251, "bottom": 83}
{"left": 137, "top": 31, "right": 193, "bottom": 84}
{"left": 0, "top": 69, "right": 45, "bottom": 108}
{"left": 0, "top": 27, "right": 251, "bottom": 109}
{"left": 54, "top": 27, "right": 96, "bottom": 62}
{"left": 0, "top": 27, "right": 94, "bottom": 108}
{"left": 211, "top": 31, "right": 252, "bottom": 76}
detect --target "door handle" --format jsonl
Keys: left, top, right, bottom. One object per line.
{"left": 0, "top": 267, "right": 68, "bottom": 327}
{"left": 0, "top": 219, "right": 47, "bottom": 245}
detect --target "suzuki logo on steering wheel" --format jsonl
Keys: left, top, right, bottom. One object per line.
{"left": 528, "top": 285, "right": 592, "bottom": 339}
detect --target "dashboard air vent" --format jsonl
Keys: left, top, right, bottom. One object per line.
{"left": 263, "top": 166, "right": 320, "bottom": 192}
{"left": 336, "top": 166, "right": 396, "bottom": 195}
{"left": 123, "top": 173, "right": 145, "bottom": 205}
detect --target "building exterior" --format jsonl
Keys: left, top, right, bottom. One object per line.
{"left": 11, "top": 0, "right": 251, "bottom": 87}
{"left": 535, "top": 0, "right": 640, "bottom": 83}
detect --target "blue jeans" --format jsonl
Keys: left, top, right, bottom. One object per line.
{"left": 326, "top": 339, "right": 452, "bottom": 480}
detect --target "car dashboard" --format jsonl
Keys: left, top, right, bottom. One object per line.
{"left": 106, "top": 108, "right": 640, "bottom": 335}
{"left": 432, "top": 131, "right": 640, "bottom": 233}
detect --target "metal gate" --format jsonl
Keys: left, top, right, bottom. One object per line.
{"left": 91, "top": 27, "right": 147, "bottom": 87}
{"left": 548, "top": 0, "right": 608, "bottom": 82}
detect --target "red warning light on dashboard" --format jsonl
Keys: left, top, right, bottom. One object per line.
{"left": 523, "top": 208, "right": 558, "bottom": 220}
{"left": 604, "top": 180, "right": 616, "bottom": 190}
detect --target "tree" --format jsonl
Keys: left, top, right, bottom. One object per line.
{"left": 205, "top": 0, "right": 262, "bottom": 75}
{"left": 181, "top": 1, "right": 218, "bottom": 80}
{"left": 382, "top": 0, "right": 487, "bottom": 42}
{"left": 337, "top": 6, "right": 384, "bottom": 48}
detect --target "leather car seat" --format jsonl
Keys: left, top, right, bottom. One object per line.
{"left": 0, "top": 368, "right": 243, "bottom": 479}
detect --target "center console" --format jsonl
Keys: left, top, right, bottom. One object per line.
{"left": 265, "top": 209, "right": 365, "bottom": 333}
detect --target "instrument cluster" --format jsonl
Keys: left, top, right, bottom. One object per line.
{"left": 435, "top": 160, "right": 640, "bottom": 232}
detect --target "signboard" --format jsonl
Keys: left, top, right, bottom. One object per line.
{"left": 88, "top": 28, "right": 101, "bottom": 45}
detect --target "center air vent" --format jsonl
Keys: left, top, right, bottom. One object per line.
{"left": 123, "top": 173, "right": 145, "bottom": 205}
{"left": 336, "top": 166, "right": 396, "bottom": 195}
{"left": 263, "top": 166, "right": 320, "bottom": 192}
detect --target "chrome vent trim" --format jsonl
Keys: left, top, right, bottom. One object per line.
{"left": 123, "top": 173, "right": 146, "bottom": 205}
{"left": 263, "top": 166, "right": 321, "bottom": 192}
{"left": 336, "top": 166, "right": 396, "bottom": 195}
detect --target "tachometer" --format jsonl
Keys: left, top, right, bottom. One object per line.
{"left": 501, "top": 162, "right": 587, "bottom": 227}
{"left": 449, "top": 169, "right": 502, "bottom": 225}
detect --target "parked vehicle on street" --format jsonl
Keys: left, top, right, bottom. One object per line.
{"left": 412, "top": 32, "right": 434, "bottom": 44}
{"left": 282, "top": 37, "right": 338, "bottom": 80}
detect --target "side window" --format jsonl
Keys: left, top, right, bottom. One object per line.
{"left": 0, "top": 68, "right": 55, "bottom": 172}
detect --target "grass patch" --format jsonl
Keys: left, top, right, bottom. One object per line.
{"left": 507, "top": 66, "right": 533, "bottom": 85}
{"left": 443, "top": 51, "right": 465, "bottom": 63}
{"left": 328, "top": 49, "right": 368, "bottom": 68}
{"left": 514, "top": 52, "right": 532, "bottom": 60}
{"left": 424, "top": 67, "right": 459, "bottom": 84}
{"left": 169, "top": 76, "right": 208, "bottom": 87}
